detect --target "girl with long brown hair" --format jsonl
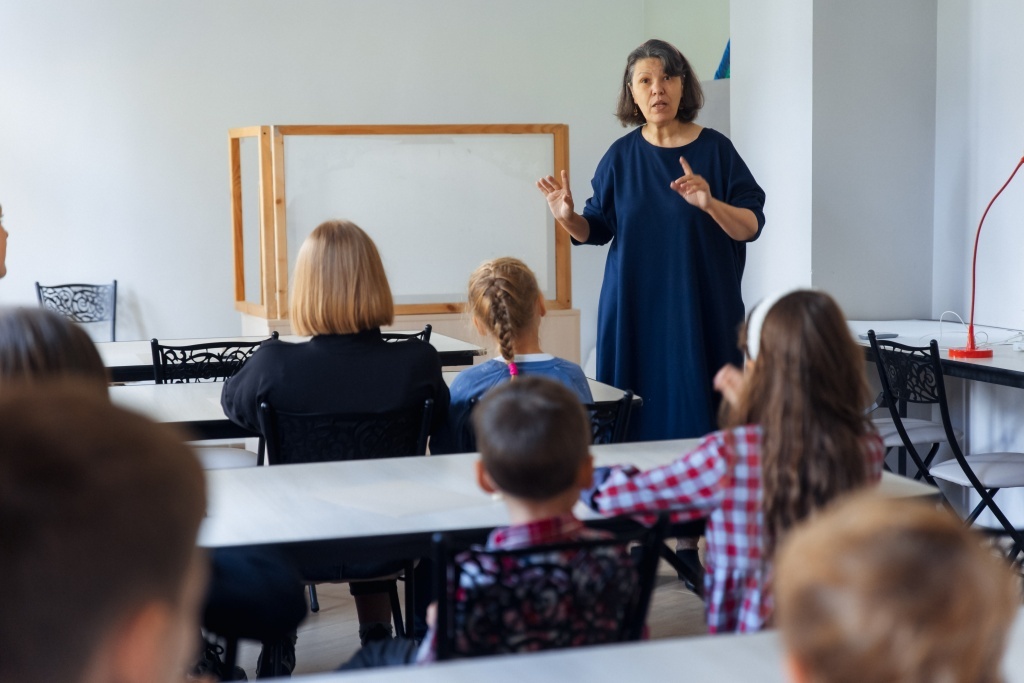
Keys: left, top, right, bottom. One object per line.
{"left": 430, "top": 257, "right": 592, "bottom": 454}
{"left": 586, "top": 290, "right": 884, "bottom": 633}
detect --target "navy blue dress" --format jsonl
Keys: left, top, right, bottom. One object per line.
{"left": 578, "top": 127, "right": 765, "bottom": 441}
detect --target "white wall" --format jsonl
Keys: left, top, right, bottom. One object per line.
{"left": 0, "top": 0, "right": 643, "bottom": 345}
{"left": 731, "top": 0, "right": 815, "bottom": 304}
{"left": 811, "top": 0, "right": 936, "bottom": 319}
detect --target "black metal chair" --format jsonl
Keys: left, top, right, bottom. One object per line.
{"left": 151, "top": 333, "right": 278, "bottom": 470}
{"left": 258, "top": 398, "right": 435, "bottom": 633}
{"left": 868, "top": 330, "right": 964, "bottom": 485}
{"left": 36, "top": 280, "right": 118, "bottom": 341}
{"left": 454, "top": 390, "right": 638, "bottom": 454}
{"left": 151, "top": 332, "right": 279, "bottom": 384}
{"left": 867, "top": 331, "right": 963, "bottom": 480}
{"left": 871, "top": 333, "right": 1024, "bottom": 562}
{"left": 431, "top": 516, "right": 666, "bottom": 661}
{"left": 382, "top": 324, "right": 431, "bottom": 344}
{"left": 586, "top": 391, "right": 637, "bottom": 445}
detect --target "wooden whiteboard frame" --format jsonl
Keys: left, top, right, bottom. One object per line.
{"left": 228, "top": 124, "right": 570, "bottom": 319}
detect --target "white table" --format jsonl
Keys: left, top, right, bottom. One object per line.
{"left": 109, "top": 376, "right": 639, "bottom": 441}
{"left": 198, "top": 439, "right": 935, "bottom": 561}
{"left": 98, "top": 332, "right": 485, "bottom": 383}
{"left": 286, "top": 606, "right": 1024, "bottom": 683}
{"left": 850, "top": 319, "right": 1024, "bottom": 389}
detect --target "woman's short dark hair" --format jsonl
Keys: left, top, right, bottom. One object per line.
{"left": 616, "top": 38, "right": 705, "bottom": 127}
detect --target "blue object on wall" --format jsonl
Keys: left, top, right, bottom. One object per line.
{"left": 714, "top": 39, "right": 730, "bottom": 79}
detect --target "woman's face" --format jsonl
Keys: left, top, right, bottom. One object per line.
{"left": 629, "top": 57, "right": 683, "bottom": 126}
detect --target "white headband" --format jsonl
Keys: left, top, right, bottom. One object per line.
{"left": 745, "top": 290, "right": 793, "bottom": 361}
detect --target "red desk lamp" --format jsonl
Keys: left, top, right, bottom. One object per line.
{"left": 949, "top": 154, "right": 1024, "bottom": 359}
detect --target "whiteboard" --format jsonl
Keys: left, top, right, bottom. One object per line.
{"left": 282, "top": 134, "right": 558, "bottom": 305}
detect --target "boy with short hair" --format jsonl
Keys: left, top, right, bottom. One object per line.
{"left": 0, "top": 382, "right": 207, "bottom": 683}
{"left": 344, "top": 376, "right": 609, "bottom": 668}
{"left": 775, "top": 494, "right": 1019, "bottom": 683}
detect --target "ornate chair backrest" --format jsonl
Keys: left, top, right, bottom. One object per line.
{"left": 458, "top": 391, "right": 636, "bottom": 453}
{"left": 868, "top": 332, "right": 943, "bottom": 407}
{"left": 432, "top": 517, "right": 665, "bottom": 661}
{"left": 258, "top": 398, "right": 434, "bottom": 465}
{"left": 381, "top": 324, "right": 432, "bottom": 344}
{"left": 36, "top": 281, "right": 118, "bottom": 341}
{"left": 150, "top": 332, "right": 278, "bottom": 384}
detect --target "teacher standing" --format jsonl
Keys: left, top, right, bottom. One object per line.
{"left": 538, "top": 39, "right": 765, "bottom": 441}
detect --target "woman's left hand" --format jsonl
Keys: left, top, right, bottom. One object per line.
{"left": 670, "top": 156, "right": 712, "bottom": 211}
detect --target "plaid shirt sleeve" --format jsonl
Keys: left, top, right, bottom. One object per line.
{"left": 592, "top": 430, "right": 734, "bottom": 521}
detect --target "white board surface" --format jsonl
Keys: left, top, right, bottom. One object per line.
{"left": 281, "top": 134, "right": 558, "bottom": 305}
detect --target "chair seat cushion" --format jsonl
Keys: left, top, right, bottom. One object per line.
{"left": 872, "top": 418, "right": 963, "bottom": 448}
{"left": 195, "top": 446, "right": 259, "bottom": 470}
{"left": 930, "top": 452, "right": 1024, "bottom": 488}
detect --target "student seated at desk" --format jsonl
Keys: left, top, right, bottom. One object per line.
{"left": 775, "top": 494, "right": 1018, "bottom": 683}
{"left": 342, "top": 376, "right": 617, "bottom": 668}
{"left": 222, "top": 219, "right": 450, "bottom": 647}
{"left": 431, "top": 257, "right": 592, "bottom": 454}
{"left": 585, "top": 290, "right": 884, "bottom": 633}
{"left": 0, "top": 382, "right": 206, "bottom": 683}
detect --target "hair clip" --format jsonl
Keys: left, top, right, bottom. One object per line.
{"left": 508, "top": 361, "right": 519, "bottom": 377}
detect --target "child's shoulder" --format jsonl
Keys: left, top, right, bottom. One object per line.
{"left": 695, "top": 424, "right": 765, "bottom": 455}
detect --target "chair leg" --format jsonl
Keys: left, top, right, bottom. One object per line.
{"left": 404, "top": 560, "right": 416, "bottom": 639}
{"left": 223, "top": 637, "right": 239, "bottom": 673}
{"left": 388, "top": 580, "right": 406, "bottom": 639}
{"left": 656, "top": 542, "right": 704, "bottom": 599}
{"left": 308, "top": 584, "right": 320, "bottom": 613}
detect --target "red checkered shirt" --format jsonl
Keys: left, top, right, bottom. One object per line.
{"left": 592, "top": 425, "right": 885, "bottom": 633}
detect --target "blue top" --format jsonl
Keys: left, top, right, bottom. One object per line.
{"left": 579, "top": 127, "right": 765, "bottom": 441}
{"left": 430, "top": 354, "right": 594, "bottom": 455}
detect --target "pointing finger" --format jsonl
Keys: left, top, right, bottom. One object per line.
{"left": 679, "top": 156, "right": 694, "bottom": 176}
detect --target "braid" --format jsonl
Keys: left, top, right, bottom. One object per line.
{"left": 467, "top": 257, "right": 543, "bottom": 382}
{"left": 490, "top": 282, "right": 516, "bottom": 365}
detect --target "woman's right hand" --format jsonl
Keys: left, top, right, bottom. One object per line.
{"left": 713, "top": 364, "right": 746, "bottom": 409}
{"left": 536, "top": 169, "right": 576, "bottom": 224}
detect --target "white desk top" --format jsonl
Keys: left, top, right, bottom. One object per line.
{"left": 198, "top": 439, "right": 935, "bottom": 549}
{"left": 109, "top": 376, "right": 636, "bottom": 430}
{"left": 96, "top": 332, "right": 484, "bottom": 370}
{"left": 290, "top": 607, "right": 1024, "bottom": 683}
{"left": 849, "top": 319, "right": 1024, "bottom": 377}
{"left": 110, "top": 382, "right": 227, "bottom": 426}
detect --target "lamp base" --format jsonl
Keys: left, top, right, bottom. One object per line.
{"left": 949, "top": 346, "right": 994, "bottom": 359}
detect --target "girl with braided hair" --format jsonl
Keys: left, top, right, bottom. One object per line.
{"left": 431, "top": 257, "right": 592, "bottom": 454}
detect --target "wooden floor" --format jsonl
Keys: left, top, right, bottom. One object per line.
{"left": 232, "top": 558, "right": 707, "bottom": 677}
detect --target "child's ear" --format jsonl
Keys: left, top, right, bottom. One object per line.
{"left": 109, "top": 601, "right": 172, "bottom": 683}
{"left": 471, "top": 315, "right": 489, "bottom": 339}
{"left": 475, "top": 460, "right": 498, "bottom": 494}
{"left": 783, "top": 652, "right": 812, "bottom": 683}
{"left": 576, "top": 453, "right": 595, "bottom": 489}
{"left": 535, "top": 294, "right": 547, "bottom": 318}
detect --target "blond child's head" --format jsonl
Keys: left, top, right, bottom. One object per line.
{"left": 775, "top": 494, "right": 1018, "bottom": 683}
{"left": 466, "top": 257, "right": 543, "bottom": 373}
{"left": 472, "top": 376, "right": 591, "bottom": 504}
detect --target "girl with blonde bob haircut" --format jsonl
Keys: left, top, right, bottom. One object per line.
{"left": 290, "top": 220, "right": 394, "bottom": 336}
{"left": 223, "top": 219, "right": 449, "bottom": 649}
{"left": 775, "top": 494, "right": 1018, "bottom": 683}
